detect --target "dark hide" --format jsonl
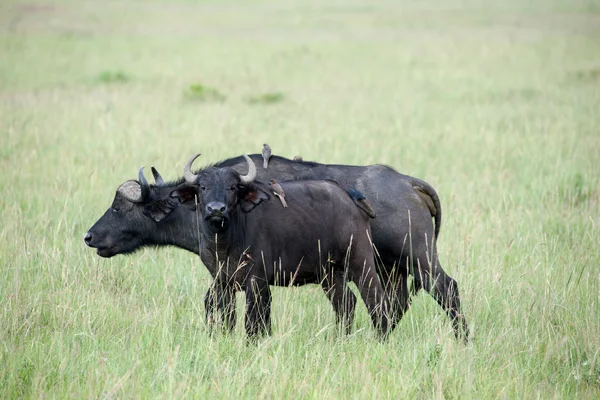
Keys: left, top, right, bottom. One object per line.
{"left": 210, "top": 154, "right": 467, "bottom": 341}
{"left": 85, "top": 154, "right": 468, "bottom": 341}
{"left": 174, "top": 165, "right": 390, "bottom": 338}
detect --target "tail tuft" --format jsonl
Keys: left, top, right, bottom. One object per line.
{"left": 409, "top": 177, "right": 442, "bottom": 240}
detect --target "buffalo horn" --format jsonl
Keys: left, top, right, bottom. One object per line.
{"left": 239, "top": 154, "right": 257, "bottom": 184}
{"left": 151, "top": 166, "right": 165, "bottom": 186}
{"left": 138, "top": 167, "right": 150, "bottom": 199}
{"left": 183, "top": 153, "right": 201, "bottom": 184}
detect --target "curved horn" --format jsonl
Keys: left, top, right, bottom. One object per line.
{"left": 183, "top": 153, "right": 201, "bottom": 184}
{"left": 138, "top": 167, "right": 150, "bottom": 199}
{"left": 151, "top": 166, "right": 164, "bottom": 186}
{"left": 239, "top": 154, "right": 257, "bottom": 184}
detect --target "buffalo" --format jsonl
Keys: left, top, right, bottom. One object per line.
{"left": 172, "top": 154, "right": 391, "bottom": 337}
{"left": 85, "top": 153, "right": 468, "bottom": 340}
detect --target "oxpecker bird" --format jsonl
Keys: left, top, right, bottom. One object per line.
{"left": 269, "top": 179, "right": 288, "bottom": 208}
{"left": 262, "top": 143, "right": 272, "bottom": 169}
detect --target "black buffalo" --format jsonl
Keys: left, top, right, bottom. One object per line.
{"left": 85, "top": 153, "right": 468, "bottom": 340}
{"left": 171, "top": 154, "right": 391, "bottom": 337}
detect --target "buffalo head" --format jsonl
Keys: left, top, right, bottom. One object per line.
{"left": 84, "top": 167, "right": 197, "bottom": 257}
{"left": 178, "top": 153, "right": 267, "bottom": 233}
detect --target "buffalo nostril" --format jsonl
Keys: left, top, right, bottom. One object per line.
{"left": 84, "top": 232, "right": 92, "bottom": 245}
{"left": 207, "top": 202, "right": 226, "bottom": 215}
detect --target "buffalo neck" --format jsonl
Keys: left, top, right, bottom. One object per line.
{"left": 148, "top": 211, "right": 202, "bottom": 255}
{"left": 199, "top": 211, "right": 248, "bottom": 279}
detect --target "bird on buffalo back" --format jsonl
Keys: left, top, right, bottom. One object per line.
{"left": 269, "top": 179, "right": 288, "bottom": 208}
{"left": 262, "top": 143, "right": 272, "bottom": 169}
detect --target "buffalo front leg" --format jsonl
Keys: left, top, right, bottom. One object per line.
{"left": 204, "top": 284, "right": 218, "bottom": 334}
{"left": 204, "top": 283, "right": 237, "bottom": 334}
{"left": 321, "top": 269, "right": 357, "bottom": 334}
{"left": 244, "top": 275, "right": 272, "bottom": 338}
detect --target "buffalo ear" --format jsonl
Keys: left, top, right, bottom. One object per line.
{"left": 144, "top": 199, "right": 177, "bottom": 222}
{"left": 239, "top": 185, "right": 269, "bottom": 213}
{"left": 169, "top": 186, "right": 198, "bottom": 210}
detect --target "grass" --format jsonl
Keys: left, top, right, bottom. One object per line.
{"left": 1, "top": 0, "right": 599, "bottom": 398}
{"left": 184, "top": 83, "right": 226, "bottom": 103}
{"left": 245, "top": 92, "right": 285, "bottom": 105}
{"left": 96, "top": 70, "right": 131, "bottom": 84}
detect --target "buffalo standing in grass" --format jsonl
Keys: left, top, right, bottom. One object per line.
{"left": 85, "top": 153, "right": 468, "bottom": 340}
{"left": 175, "top": 154, "right": 390, "bottom": 337}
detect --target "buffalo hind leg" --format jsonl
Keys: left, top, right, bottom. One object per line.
{"left": 412, "top": 250, "right": 469, "bottom": 342}
{"left": 321, "top": 269, "right": 357, "bottom": 334}
{"left": 350, "top": 258, "right": 391, "bottom": 338}
{"left": 380, "top": 263, "right": 412, "bottom": 330}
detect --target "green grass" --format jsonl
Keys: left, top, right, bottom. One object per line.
{"left": 185, "top": 83, "right": 227, "bottom": 103}
{"left": 96, "top": 70, "right": 131, "bottom": 84}
{"left": 245, "top": 92, "right": 285, "bottom": 105}
{"left": 1, "top": 0, "right": 599, "bottom": 397}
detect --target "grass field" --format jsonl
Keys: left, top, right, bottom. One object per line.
{"left": 1, "top": 0, "right": 599, "bottom": 398}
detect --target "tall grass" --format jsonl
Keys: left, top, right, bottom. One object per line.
{"left": 1, "top": 0, "right": 599, "bottom": 397}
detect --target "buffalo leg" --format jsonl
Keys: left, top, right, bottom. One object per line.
{"left": 321, "top": 269, "right": 357, "bottom": 334}
{"left": 379, "top": 264, "right": 412, "bottom": 330}
{"left": 204, "top": 283, "right": 237, "bottom": 333}
{"left": 244, "top": 275, "right": 272, "bottom": 338}
{"left": 411, "top": 246, "right": 469, "bottom": 342}
{"left": 349, "top": 256, "right": 391, "bottom": 337}
{"left": 221, "top": 285, "right": 237, "bottom": 332}
{"left": 394, "top": 274, "right": 412, "bottom": 322}
{"left": 204, "top": 284, "right": 219, "bottom": 334}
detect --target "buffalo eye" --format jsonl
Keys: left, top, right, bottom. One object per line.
{"left": 200, "top": 186, "right": 206, "bottom": 191}
{"left": 111, "top": 207, "right": 120, "bottom": 213}
{"left": 229, "top": 185, "right": 237, "bottom": 192}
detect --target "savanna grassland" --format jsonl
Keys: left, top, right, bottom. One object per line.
{"left": 1, "top": 0, "right": 599, "bottom": 398}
